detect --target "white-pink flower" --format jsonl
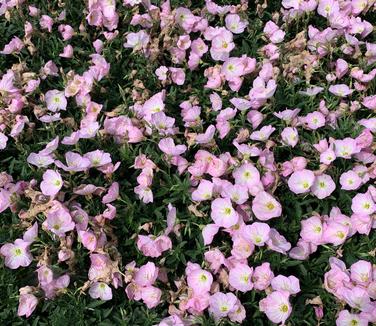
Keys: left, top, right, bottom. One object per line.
{"left": 40, "top": 170, "right": 63, "bottom": 197}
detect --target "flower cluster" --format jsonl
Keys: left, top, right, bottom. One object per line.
{"left": 324, "top": 258, "right": 376, "bottom": 325}
{"left": 0, "top": 0, "right": 376, "bottom": 325}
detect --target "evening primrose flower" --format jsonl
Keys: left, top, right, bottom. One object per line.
{"left": 350, "top": 260, "right": 372, "bottom": 286}
{"left": 123, "top": 30, "right": 150, "bottom": 51}
{"left": 336, "top": 310, "right": 368, "bottom": 326}
{"left": 244, "top": 222, "right": 271, "bottom": 246}
{"left": 259, "top": 291, "right": 292, "bottom": 324}
{"left": 252, "top": 191, "right": 282, "bottom": 220}
{"left": 89, "top": 282, "right": 113, "bottom": 301}
{"left": 317, "top": 0, "right": 340, "bottom": 17}
{"left": 281, "top": 127, "right": 299, "bottom": 147}
{"left": 228, "top": 264, "right": 254, "bottom": 292}
{"left": 192, "top": 179, "right": 213, "bottom": 201}
{"left": 40, "top": 170, "right": 63, "bottom": 197}
{"left": 340, "top": 170, "right": 362, "bottom": 190}
{"left": 208, "top": 292, "right": 238, "bottom": 320}
{"left": 300, "top": 216, "right": 324, "bottom": 245}
{"left": 187, "top": 268, "right": 213, "bottom": 294}
{"left": 329, "top": 84, "right": 354, "bottom": 97}
{"left": 225, "top": 14, "right": 248, "bottom": 34}
{"left": 305, "top": 111, "right": 326, "bottom": 130}
{"left": 45, "top": 90, "right": 67, "bottom": 112}
{"left": 44, "top": 204, "right": 75, "bottom": 237}
{"left": 0, "top": 239, "right": 33, "bottom": 269}
{"left": 252, "top": 262, "right": 274, "bottom": 291}
{"left": 334, "top": 138, "right": 359, "bottom": 159}
{"left": 271, "top": 275, "right": 301, "bottom": 295}
{"left": 17, "top": 291, "right": 38, "bottom": 318}
{"left": 233, "top": 162, "right": 261, "bottom": 189}
{"left": 134, "top": 262, "right": 159, "bottom": 287}
{"left": 311, "top": 174, "right": 336, "bottom": 199}
{"left": 288, "top": 169, "right": 315, "bottom": 194}
{"left": 351, "top": 193, "right": 376, "bottom": 215}
{"left": 211, "top": 198, "right": 238, "bottom": 228}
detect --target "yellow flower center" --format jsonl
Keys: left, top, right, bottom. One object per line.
{"left": 266, "top": 202, "right": 275, "bottom": 210}
{"left": 280, "top": 304, "right": 289, "bottom": 313}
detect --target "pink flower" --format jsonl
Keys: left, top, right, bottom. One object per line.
{"left": 336, "top": 59, "right": 349, "bottom": 78}
{"left": 83, "top": 149, "right": 112, "bottom": 167}
{"left": 192, "top": 179, "right": 213, "bottom": 201}
{"left": 202, "top": 224, "right": 220, "bottom": 245}
{"left": 305, "top": 111, "right": 326, "bottom": 130}
{"left": 351, "top": 193, "right": 376, "bottom": 215}
{"left": 158, "top": 138, "right": 187, "bottom": 156}
{"left": 336, "top": 310, "right": 368, "bottom": 326}
{"left": 78, "top": 230, "right": 97, "bottom": 251}
{"left": 17, "top": 292, "right": 38, "bottom": 318}
{"left": 137, "top": 235, "right": 172, "bottom": 257}
{"left": 252, "top": 191, "right": 282, "bottom": 221}
{"left": 338, "top": 286, "right": 372, "bottom": 311}
{"left": 323, "top": 221, "right": 349, "bottom": 246}
{"left": 55, "top": 152, "right": 91, "bottom": 172}
{"left": 317, "top": 0, "right": 340, "bottom": 18}
{"left": 210, "top": 29, "right": 235, "bottom": 61}
{"left": 58, "top": 24, "right": 74, "bottom": 41}
{"left": 195, "top": 125, "right": 216, "bottom": 144}
{"left": 0, "top": 188, "right": 11, "bottom": 213}
{"left": 252, "top": 262, "right": 274, "bottom": 290}
{"left": 271, "top": 275, "right": 301, "bottom": 295}
{"left": 0, "top": 239, "right": 33, "bottom": 269}
{"left": 300, "top": 216, "right": 324, "bottom": 245}
{"left": 45, "top": 204, "right": 75, "bottom": 236}
{"left": 40, "top": 170, "right": 63, "bottom": 197}
{"left": 247, "top": 111, "right": 264, "bottom": 129}
{"left": 259, "top": 291, "right": 292, "bottom": 324}
{"left": 334, "top": 138, "right": 359, "bottom": 159}
{"left": 23, "top": 223, "right": 38, "bottom": 243}
{"left": 169, "top": 67, "right": 185, "bottom": 85}
{"left": 329, "top": 84, "right": 354, "bottom": 97}
{"left": 0, "top": 36, "right": 24, "bottom": 54}
{"left": 222, "top": 184, "right": 248, "bottom": 205}
{"left": 141, "top": 286, "right": 162, "bottom": 308}
{"left": 225, "top": 14, "right": 248, "bottom": 34}
{"left": 250, "top": 125, "right": 276, "bottom": 141}
{"left": 362, "top": 95, "right": 376, "bottom": 110}
{"left": 102, "top": 182, "right": 119, "bottom": 204}
{"left": 263, "top": 21, "right": 285, "bottom": 43}
{"left": 60, "top": 45, "right": 73, "bottom": 58}
{"left": 155, "top": 66, "right": 168, "bottom": 81}
{"left": 233, "top": 163, "right": 261, "bottom": 190}
{"left": 288, "top": 169, "right": 315, "bottom": 194}
{"left": 350, "top": 260, "right": 372, "bottom": 285}
{"left": 24, "top": 78, "right": 40, "bottom": 93}
{"left": 340, "top": 171, "right": 362, "bottom": 190}
{"left": 208, "top": 292, "right": 238, "bottom": 320}
{"left": 40, "top": 15, "right": 54, "bottom": 32}
{"left": 187, "top": 268, "right": 213, "bottom": 294}
{"left": 311, "top": 174, "right": 336, "bottom": 199}
{"left": 231, "top": 236, "right": 255, "bottom": 259}
{"left": 244, "top": 222, "right": 270, "bottom": 246}
{"left": 89, "top": 282, "right": 113, "bottom": 301}
{"left": 134, "top": 262, "right": 158, "bottom": 287}
{"left": 228, "top": 263, "right": 253, "bottom": 292}
{"left": 211, "top": 198, "right": 238, "bottom": 228}
{"left": 123, "top": 30, "right": 149, "bottom": 50}
{"left": 267, "top": 228, "right": 291, "bottom": 254}
{"left": 281, "top": 127, "right": 299, "bottom": 147}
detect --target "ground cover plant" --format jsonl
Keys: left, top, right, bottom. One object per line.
{"left": 0, "top": 0, "right": 376, "bottom": 325}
